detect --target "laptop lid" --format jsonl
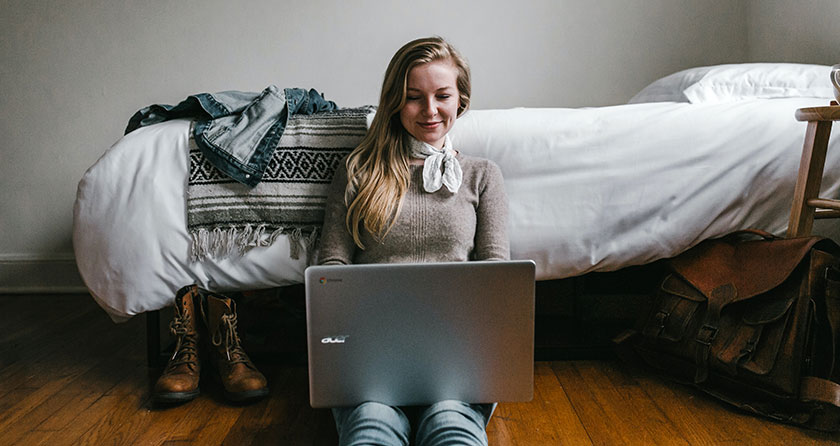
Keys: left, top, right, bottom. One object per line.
{"left": 305, "top": 260, "right": 535, "bottom": 408}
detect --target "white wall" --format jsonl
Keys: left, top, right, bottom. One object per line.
{"left": 747, "top": 0, "right": 840, "bottom": 64}
{"left": 2, "top": 0, "right": 815, "bottom": 292}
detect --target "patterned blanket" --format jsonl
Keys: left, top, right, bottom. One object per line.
{"left": 187, "top": 107, "right": 374, "bottom": 261}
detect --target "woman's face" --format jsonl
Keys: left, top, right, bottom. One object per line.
{"left": 399, "top": 60, "right": 460, "bottom": 149}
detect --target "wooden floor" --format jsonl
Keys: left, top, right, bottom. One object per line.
{"left": 2, "top": 293, "right": 840, "bottom": 445}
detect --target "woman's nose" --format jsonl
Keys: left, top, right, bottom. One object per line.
{"left": 421, "top": 98, "right": 436, "bottom": 116}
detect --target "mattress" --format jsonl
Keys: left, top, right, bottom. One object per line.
{"left": 74, "top": 71, "right": 840, "bottom": 321}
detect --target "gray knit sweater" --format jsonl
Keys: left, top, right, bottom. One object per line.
{"left": 317, "top": 153, "right": 510, "bottom": 265}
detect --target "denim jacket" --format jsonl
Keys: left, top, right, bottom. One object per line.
{"left": 126, "top": 86, "right": 337, "bottom": 187}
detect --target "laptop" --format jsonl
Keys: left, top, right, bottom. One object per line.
{"left": 304, "top": 260, "right": 535, "bottom": 408}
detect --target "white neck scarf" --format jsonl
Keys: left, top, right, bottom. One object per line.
{"left": 408, "top": 134, "right": 463, "bottom": 193}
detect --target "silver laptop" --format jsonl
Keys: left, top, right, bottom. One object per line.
{"left": 304, "top": 260, "right": 535, "bottom": 408}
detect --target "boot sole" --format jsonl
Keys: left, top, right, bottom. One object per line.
{"left": 153, "top": 389, "right": 200, "bottom": 405}
{"left": 207, "top": 364, "right": 269, "bottom": 403}
{"left": 224, "top": 387, "right": 269, "bottom": 403}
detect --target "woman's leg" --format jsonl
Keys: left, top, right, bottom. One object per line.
{"left": 332, "top": 402, "right": 411, "bottom": 446}
{"left": 414, "top": 400, "right": 491, "bottom": 446}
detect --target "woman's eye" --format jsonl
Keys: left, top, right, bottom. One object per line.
{"left": 406, "top": 96, "right": 420, "bottom": 101}
{"left": 437, "top": 95, "right": 451, "bottom": 99}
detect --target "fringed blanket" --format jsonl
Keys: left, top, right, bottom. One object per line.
{"left": 187, "top": 107, "right": 374, "bottom": 261}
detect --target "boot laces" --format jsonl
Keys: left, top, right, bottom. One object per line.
{"left": 167, "top": 315, "right": 198, "bottom": 371}
{"left": 212, "top": 313, "right": 249, "bottom": 365}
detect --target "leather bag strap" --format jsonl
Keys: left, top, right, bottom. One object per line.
{"left": 801, "top": 376, "right": 840, "bottom": 408}
{"left": 800, "top": 376, "right": 840, "bottom": 430}
{"left": 723, "top": 229, "right": 779, "bottom": 241}
{"left": 694, "top": 284, "right": 736, "bottom": 383}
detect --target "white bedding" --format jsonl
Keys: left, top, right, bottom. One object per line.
{"left": 74, "top": 97, "right": 840, "bottom": 322}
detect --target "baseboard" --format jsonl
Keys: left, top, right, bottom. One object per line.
{"left": 0, "top": 253, "right": 88, "bottom": 294}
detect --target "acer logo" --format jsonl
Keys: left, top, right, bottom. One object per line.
{"left": 321, "top": 335, "right": 349, "bottom": 344}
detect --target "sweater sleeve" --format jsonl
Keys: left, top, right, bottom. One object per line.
{"left": 316, "top": 161, "right": 357, "bottom": 265}
{"left": 472, "top": 160, "right": 510, "bottom": 261}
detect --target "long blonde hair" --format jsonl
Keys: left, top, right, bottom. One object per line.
{"left": 344, "top": 36, "right": 471, "bottom": 249}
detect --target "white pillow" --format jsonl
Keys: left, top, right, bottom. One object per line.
{"left": 628, "top": 66, "right": 714, "bottom": 103}
{"left": 629, "top": 63, "right": 833, "bottom": 104}
{"left": 683, "top": 63, "right": 833, "bottom": 103}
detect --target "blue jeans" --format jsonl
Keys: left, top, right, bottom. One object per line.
{"left": 125, "top": 86, "right": 338, "bottom": 187}
{"left": 332, "top": 400, "right": 492, "bottom": 446}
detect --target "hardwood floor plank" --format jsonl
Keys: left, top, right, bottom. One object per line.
{"left": 242, "top": 365, "right": 337, "bottom": 445}
{"left": 28, "top": 393, "right": 145, "bottom": 446}
{"left": 0, "top": 296, "right": 59, "bottom": 348}
{"left": 28, "top": 363, "right": 151, "bottom": 446}
{"left": 0, "top": 387, "right": 30, "bottom": 415}
{"left": 572, "top": 360, "right": 690, "bottom": 446}
{"left": 10, "top": 426, "right": 54, "bottom": 446}
{"left": 0, "top": 316, "right": 141, "bottom": 440}
{"left": 630, "top": 365, "right": 782, "bottom": 445}
{"left": 4, "top": 386, "right": 98, "bottom": 444}
{"left": 484, "top": 413, "right": 515, "bottom": 445}
{"left": 0, "top": 318, "right": 101, "bottom": 392}
{"left": 169, "top": 399, "right": 244, "bottom": 445}
{"left": 490, "top": 362, "right": 592, "bottom": 445}
{"left": 125, "top": 395, "right": 219, "bottom": 445}
{"left": 0, "top": 294, "right": 99, "bottom": 367}
{"left": 0, "top": 302, "right": 112, "bottom": 396}
{"left": 70, "top": 392, "right": 149, "bottom": 446}
{"left": 220, "top": 368, "right": 297, "bottom": 445}
{"left": 0, "top": 359, "right": 98, "bottom": 438}
{"left": 550, "top": 361, "right": 629, "bottom": 446}
{"left": 33, "top": 355, "right": 146, "bottom": 433}
{"left": 627, "top": 367, "right": 730, "bottom": 446}
{"left": 0, "top": 294, "right": 85, "bottom": 341}
{"left": 627, "top": 363, "right": 840, "bottom": 446}
{"left": 27, "top": 332, "right": 146, "bottom": 430}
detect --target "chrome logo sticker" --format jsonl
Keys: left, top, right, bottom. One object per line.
{"left": 321, "top": 335, "right": 349, "bottom": 344}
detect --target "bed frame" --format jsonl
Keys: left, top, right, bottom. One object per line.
{"left": 145, "top": 261, "right": 664, "bottom": 368}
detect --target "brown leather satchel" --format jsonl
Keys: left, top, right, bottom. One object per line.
{"left": 616, "top": 230, "right": 840, "bottom": 431}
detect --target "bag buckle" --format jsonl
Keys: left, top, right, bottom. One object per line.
{"left": 696, "top": 324, "right": 718, "bottom": 346}
{"left": 739, "top": 338, "right": 757, "bottom": 356}
{"left": 653, "top": 310, "right": 669, "bottom": 335}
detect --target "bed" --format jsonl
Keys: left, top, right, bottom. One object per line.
{"left": 73, "top": 63, "right": 840, "bottom": 322}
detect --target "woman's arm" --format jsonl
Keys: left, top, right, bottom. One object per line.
{"left": 473, "top": 160, "right": 510, "bottom": 261}
{"left": 316, "top": 162, "right": 357, "bottom": 265}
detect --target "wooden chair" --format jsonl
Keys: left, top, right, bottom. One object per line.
{"left": 787, "top": 101, "right": 840, "bottom": 238}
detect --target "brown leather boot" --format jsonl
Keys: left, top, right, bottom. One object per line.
{"left": 153, "top": 285, "right": 201, "bottom": 404}
{"left": 200, "top": 291, "right": 269, "bottom": 403}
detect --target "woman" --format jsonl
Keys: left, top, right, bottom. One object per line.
{"left": 318, "top": 36, "right": 509, "bottom": 446}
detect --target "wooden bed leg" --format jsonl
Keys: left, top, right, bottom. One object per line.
{"left": 146, "top": 309, "right": 161, "bottom": 368}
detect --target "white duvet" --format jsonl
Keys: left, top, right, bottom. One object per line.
{"left": 74, "top": 98, "right": 840, "bottom": 321}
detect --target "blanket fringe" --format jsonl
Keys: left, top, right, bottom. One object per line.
{"left": 305, "top": 227, "right": 319, "bottom": 265}
{"left": 190, "top": 224, "right": 319, "bottom": 262}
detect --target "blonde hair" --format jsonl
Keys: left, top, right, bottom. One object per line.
{"left": 343, "top": 36, "right": 471, "bottom": 249}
